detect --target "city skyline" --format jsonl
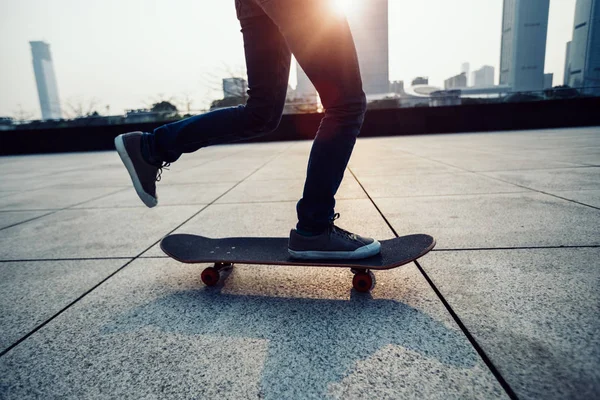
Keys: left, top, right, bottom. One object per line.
{"left": 0, "top": 0, "right": 578, "bottom": 119}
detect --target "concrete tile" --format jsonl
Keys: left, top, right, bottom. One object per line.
{"left": 0, "top": 258, "right": 506, "bottom": 399}
{"left": 145, "top": 199, "right": 395, "bottom": 257}
{"left": 0, "top": 187, "right": 124, "bottom": 211}
{"left": 163, "top": 165, "right": 256, "bottom": 184}
{"left": 0, "top": 259, "right": 127, "bottom": 352}
{"left": 42, "top": 168, "right": 133, "bottom": 188}
{"left": 73, "top": 182, "right": 234, "bottom": 209}
{"left": 484, "top": 167, "right": 600, "bottom": 192}
{"left": 549, "top": 190, "right": 600, "bottom": 208}
{"left": 0, "top": 175, "right": 58, "bottom": 192}
{"left": 420, "top": 249, "right": 600, "bottom": 400}
{"left": 374, "top": 193, "right": 600, "bottom": 249}
{"left": 216, "top": 176, "right": 366, "bottom": 204}
{"left": 0, "top": 191, "right": 22, "bottom": 199}
{"left": 0, "top": 206, "right": 201, "bottom": 260}
{"left": 349, "top": 158, "right": 464, "bottom": 176}
{"left": 418, "top": 153, "right": 580, "bottom": 172}
{"left": 357, "top": 172, "right": 526, "bottom": 198}
{"left": 246, "top": 163, "right": 309, "bottom": 181}
{"left": 0, "top": 211, "right": 50, "bottom": 230}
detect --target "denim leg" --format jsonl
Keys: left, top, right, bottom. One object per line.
{"left": 147, "top": 6, "right": 292, "bottom": 164}
{"left": 254, "top": 0, "right": 367, "bottom": 232}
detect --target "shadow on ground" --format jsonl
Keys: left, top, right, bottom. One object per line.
{"left": 102, "top": 280, "right": 478, "bottom": 398}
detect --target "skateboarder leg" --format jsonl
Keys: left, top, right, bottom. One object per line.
{"left": 115, "top": 0, "right": 380, "bottom": 260}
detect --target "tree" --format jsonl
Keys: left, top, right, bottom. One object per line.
{"left": 63, "top": 96, "right": 100, "bottom": 119}
{"left": 210, "top": 96, "right": 247, "bottom": 110}
{"left": 13, "top": 104, "right": 35, "bottom": 123}
{"left": 151, "top": 101, "right": 179, "bottom": 118}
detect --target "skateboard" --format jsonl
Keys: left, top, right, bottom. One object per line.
{"left": 160, "top": 234, "right": 435, "bottom": 292}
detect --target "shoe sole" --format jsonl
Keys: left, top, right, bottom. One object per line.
{"left": 114, "top": 134, "right": 158, "bottom": 208}
{"left": 288, "top": 240, "right": 381, "bottom": 260}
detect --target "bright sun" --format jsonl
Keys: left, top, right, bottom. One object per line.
{"left": 332, "top": 0, "right": 357, "bottom": 17}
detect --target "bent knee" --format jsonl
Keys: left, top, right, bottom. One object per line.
{"left": 243, "top": 105, "right": 282, "bottom": 136}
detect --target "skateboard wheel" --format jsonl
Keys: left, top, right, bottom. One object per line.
{"left": 201, "top": 267, "right": 220, "bottom": 286}
{"left": 352, "top": 270, "right": 376, "bottom": 293}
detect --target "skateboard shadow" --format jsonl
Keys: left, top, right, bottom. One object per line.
{"left": 103, "top": 285, "right": 478, "bottom": 398}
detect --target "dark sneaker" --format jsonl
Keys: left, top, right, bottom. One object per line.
{"left": 114, "top": 131, "right": 168, "bottom": 208}
{"left": 288, "top": 214, "right": 381, "bottom": 260}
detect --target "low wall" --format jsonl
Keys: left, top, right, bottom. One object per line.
{"left": 1, "top": 97, "right": 599, "bottom": 155}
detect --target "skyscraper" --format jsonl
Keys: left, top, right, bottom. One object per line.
{"left": 566, "top": 0, "right": 600, "bottom": 94}
{"left": 499, "top": 0, "right": 550, "bottom": 91}
{"left": 350, "top": 0, "right": 389, "bottom": 94}
{"left": 30, "top": 41, "right": 62, "bottom": 120}
{"left": 473, "top": 65, "right": 496, "bottom": 87}
{"left": 444, "top": 73, "right": 467, "bottom": 89}
{"left": 564, "top": 41, "right": 572, "bottom": 85}
{"left": 296, "top": 0, "right": 389, "bottom": 98}
{"left": 544, "top": 73, "right": 553, "bottom": 89}
{"left": 461, "top": 62, "right": 471, "bottom": 86}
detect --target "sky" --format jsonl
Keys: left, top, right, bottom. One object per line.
{"left": 0, "top": 0, "right": 577, "bottom": 119}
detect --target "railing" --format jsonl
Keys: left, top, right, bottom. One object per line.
{"left": 2, "top": 87, "right": 599, "bottom": 130}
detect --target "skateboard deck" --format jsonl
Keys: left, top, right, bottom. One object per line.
{"left": 161, "top": 233, "right": 435, "bottom": 292}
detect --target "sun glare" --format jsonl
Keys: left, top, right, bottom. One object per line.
{"left": 332, "top": 0, "right": 357, "bottom": 17}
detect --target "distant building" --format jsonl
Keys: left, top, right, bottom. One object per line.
{"left": 351, "top": 0, "right": 389, "bottom": 94}
{"left": 499, "top": 0, "right": 550, "bottom": 91}
{"left": 566, "top": 0, "right": 600, "bottom": 95}
{"left": 473, "top": 65, "right": 496, "bottom": 87}
{"left": 30, "top": 41, "right": 62, "bottom": 120}
{"left": 222, "top": 78, "right": 247, "bottom": 98}
{"left": 461, "top": 62, "right": 471, "bottom": 86}
{"left": 411, "top": 77, "right": 429, "bottom": 86}
{"left": 444, "top": 73, "right": 467, "bottom": 89}
{"left": 125, "top": 109, "right": 160, "bottom": 123}
{"left": 544, "top": 73, "right": 553, "bottom": 89}
{"left": 296, "top": 0, "right": 389, "bottom": 96}
{"left": 389, "top": 80, "right": 404, "bottom": 94}
{"left": 430, "top": 90, "right": 462, "bottom": 107}
{"left": 564, "top": 41, "right": 572, "bottom": 85}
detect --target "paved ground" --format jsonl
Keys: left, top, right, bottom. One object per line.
{"left": 0, "top": 127, "right": 598, "bottom": 399}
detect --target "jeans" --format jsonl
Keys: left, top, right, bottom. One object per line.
{"left": 147, "top": 0, "right": 367, "bottom": 233}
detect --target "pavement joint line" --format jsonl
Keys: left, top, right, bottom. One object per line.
{"left": 415, "top": 259, "right": 520, "bottom": 400}
{"left": 467, "top": 165, "right": 599, "bottom": 173}
{"left": 400, "top": 149, "right": 600, "bottom": 211}
{"left": 0, "top": 256, "right": 138, "bottom": 359}
{"left": 0, "top": 187, "right": 128, "bottom": 232}
{"left": 214, "top": 197, "right": 369, "bottom": 205}
{"left": 477, "top": 174, "right": 600, "bottom": 211}
{"left": 0, "top": 257, "right": 134, "bottom": 263}
{"left": 431, "top": 245, "right": 600, "bottom": 252}
{"left": 348, "top": 167, "right": 519, "bottom": 400}
{"left": 365, "top": 191, "right": 530, "bottom": 199}
{"left": 0, "top": 146, "right": 292, "bottom": 358}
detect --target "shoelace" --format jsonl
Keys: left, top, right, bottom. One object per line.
{"left": 329, "top": 213, "right": 358, "bottom": 241}
{"left": 156, "top": 162, "right": 171, "bottom": 182}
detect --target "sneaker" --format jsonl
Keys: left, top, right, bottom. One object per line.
{"left": 288, "top": 214, "right": 381, "bottom": 260}
{"left": 114, "top": 131, "right": 169, "bottom": 208}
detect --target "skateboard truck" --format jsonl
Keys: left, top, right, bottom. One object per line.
{"left": 201, "top": 262, "right": 234, "bottom": 286}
